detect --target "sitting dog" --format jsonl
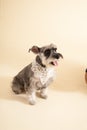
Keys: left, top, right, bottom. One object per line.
{"left": 11, "top": 44, "right": 63, "bottom": 105}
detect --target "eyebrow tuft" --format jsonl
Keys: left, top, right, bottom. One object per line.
{"left": 52, "top": 48, "right": 57, "bottom": 51}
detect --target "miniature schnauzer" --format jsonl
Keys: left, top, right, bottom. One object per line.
{"left": 11, "top": 44, "right": 63, "bottom": 105}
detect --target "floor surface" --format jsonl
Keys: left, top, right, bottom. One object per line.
{"left": 0, "top": 60, "right": 87, "bottom": 130}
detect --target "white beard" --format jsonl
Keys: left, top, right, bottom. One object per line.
{"left": 31, "top": 61, "right": 55, "bottom": 85}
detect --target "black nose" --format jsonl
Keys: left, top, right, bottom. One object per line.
{"left": 53, "top": 53, "right": 59, "bottom": 59}
{"left": 53, "top": 53, "right": 63, "bottom": 59}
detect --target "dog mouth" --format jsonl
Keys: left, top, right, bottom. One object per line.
{"left": 50, "top": 60, "right": 58, "bottom": 66}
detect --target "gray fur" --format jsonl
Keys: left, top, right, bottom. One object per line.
{"left": 11, "top": 44, "right": 63, "bottom": 105}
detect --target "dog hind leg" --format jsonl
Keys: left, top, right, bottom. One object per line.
{"left": 11, "top": 76, "right": 25, "bottom": 94}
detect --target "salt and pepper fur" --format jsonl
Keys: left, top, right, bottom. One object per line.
{"left": 11, "top": 44, "right": 63, "bottom": 105}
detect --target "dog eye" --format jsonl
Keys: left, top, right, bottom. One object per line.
{"left": 44, "top": 49, "right": 51, "bottom": 57}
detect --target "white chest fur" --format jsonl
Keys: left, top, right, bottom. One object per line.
{"left": 31, "top": 61, "right": 55, "bottom": 85}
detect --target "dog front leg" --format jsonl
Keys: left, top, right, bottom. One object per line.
{"left": 40, "top": 87, "right": 48, "bottom": 99}
{"left": 26, "top": 88, "right": 36, "bottom": 105}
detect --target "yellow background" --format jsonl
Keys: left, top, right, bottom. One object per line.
{"left": 0, "top": 0, "right": 87, "bottom": 130}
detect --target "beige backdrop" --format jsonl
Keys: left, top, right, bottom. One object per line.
{"left": 0, "top": 0, "right": 87, "bottom": 130}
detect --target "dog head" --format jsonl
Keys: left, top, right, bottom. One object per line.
{"left": 29, "top": 44, "right": 63, "bottom": 68}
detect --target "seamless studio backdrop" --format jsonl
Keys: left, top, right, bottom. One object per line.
{"left": 0, "top": 0, "right": 87, "bottom": 130}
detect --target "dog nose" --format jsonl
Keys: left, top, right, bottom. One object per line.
{"left": 53, "top": 53, "right": 59, "bottom": 59}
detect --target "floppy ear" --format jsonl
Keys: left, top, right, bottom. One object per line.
{"left": 28, "top": 46, "right": 40, "bottom": 54}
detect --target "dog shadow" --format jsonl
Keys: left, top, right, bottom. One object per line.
{"left": 0, "top": 60, "right": 87, "bottom": 104}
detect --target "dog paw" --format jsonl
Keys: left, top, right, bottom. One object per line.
{"left": 28, "top": 99, "right": 36, "bottom": 105}
{"left": 40, "top": 94, "right": 48, "bottom": 99}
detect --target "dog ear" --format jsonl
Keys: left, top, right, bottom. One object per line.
{"left": 28, "top": 46, "right": 40, "bottom": 54}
